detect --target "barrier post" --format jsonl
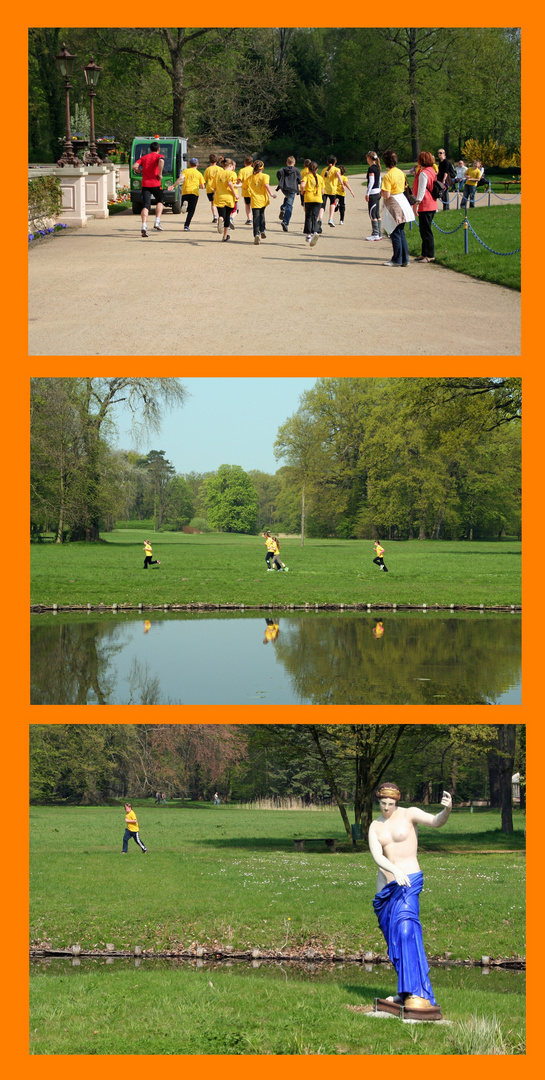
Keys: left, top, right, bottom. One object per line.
{"left": 464, "top": 213, "right": 469, "bottom": 255}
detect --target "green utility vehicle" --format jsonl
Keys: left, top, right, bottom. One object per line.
{"left": 129, "top": 136, "right": 188, "bottom": 215}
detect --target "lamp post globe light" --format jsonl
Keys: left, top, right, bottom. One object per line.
{"left": 83, "top": 57, "right": 103, "bottom": 165}
{"left": 55, "top": 43, "right": 81, "bottom": 167}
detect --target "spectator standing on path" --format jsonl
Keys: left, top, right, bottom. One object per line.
{"left": 143, "top": 539, "right": 161, "bottom": 570}
{"left": 461, "top": 161, "right": 481, "bottom": 208}
{"left": 122, "top": 803, "right": 148, "bottom": 853}
{"left": 247, "top": 160, "right": 277, "bottom": 245}
{"left": 380, "top": 151, "right": 414, "bottom": 267}
{"left": 373, "top": 540, "right": 388, "bottom": 571}
{"left": 168, "top": 158, "right": 205, "bottom": 232}
{"left": 436, "top": 149, "right": 456, "bottom": 211}
{"left": 454, "top": 159, "right": 467, "bottom": 192}
{"left": 133, "top": 141, "right": 165, "bottom": 238}
{"left": 412, "top": 151, "right": 438, "bottom": 263}
{"left": 301, "top": 162, "right": 325, "bottom": 247}
{"left": 276, "top": 156, "right": 302, "bottom": 232}
{"left": 364, "top": 151, "right": 383, "bottom": 240}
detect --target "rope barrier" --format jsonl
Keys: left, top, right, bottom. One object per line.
{"left": 432, "top": 218, "right": 466, "bottom": 236}
{"left": 465, "top": 219, "right": 521, "bottom": 256}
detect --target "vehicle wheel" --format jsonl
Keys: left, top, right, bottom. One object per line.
{"left": 172, "top": 201, "right": 182, "bottom": 215}
{"left": 131, "top": 202, "right": 142, "bottom": 215}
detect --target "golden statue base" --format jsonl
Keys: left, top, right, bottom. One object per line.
{"left": 374, "top": 996, "right": 443, "bottom": 1021}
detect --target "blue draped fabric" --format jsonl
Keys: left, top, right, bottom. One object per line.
{"left": 372, "top": 870, "right": 436, "bottom": 1004}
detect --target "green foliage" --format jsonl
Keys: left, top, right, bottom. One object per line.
{"left": 28, "top": 176, "right": 62, "bottom": 231}
{"left": 189, "top": 517, "right": 211, "bottom": 533}
{"left": 205, "top": 464, "right": 259, "bottom": 534}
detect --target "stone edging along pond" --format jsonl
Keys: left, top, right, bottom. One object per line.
{"left": 31, "top": 602, "right": 521, "bottom": 613}
{"left": 30, "top": 945, "right": 525, "bottom": 969}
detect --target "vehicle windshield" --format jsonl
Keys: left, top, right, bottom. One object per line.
{"left": 133, "top": 142, "right": 174, "bottom": 173}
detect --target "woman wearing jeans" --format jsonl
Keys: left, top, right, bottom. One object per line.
{"left": 380, "top": 151, "right": 415, "bottom": 267}
{"left": 412, "top": 151, "right": 438, "bottom": 262}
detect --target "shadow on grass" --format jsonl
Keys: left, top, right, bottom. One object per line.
{"left": 197, "top": 830, "right": 525, "bottom": 854}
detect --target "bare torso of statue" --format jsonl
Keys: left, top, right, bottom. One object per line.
{"left": 369, "top": 791, "right": 452, "bottom": 891}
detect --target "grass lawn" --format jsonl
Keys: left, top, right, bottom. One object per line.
{"left": 30, "top": 533, "right": 521, "bottom": 609}
{"left": 407, "top": 205, "right": 520, "bottom": 290}
{"left": 29, "top": 803, "right": 525, "bottom": 1054}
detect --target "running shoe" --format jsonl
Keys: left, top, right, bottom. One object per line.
{"left": 309, "top": 233, "right": 319, "bottom": 246}
{"left": 260, "top": 232, "right": 266, "bottom": 239}
{"left": 217, "top": 218, "right": 223, "bottom": 233}
{"left": 141, "top": 227, "right": 148, "bottom": 237}
{"left": 254, "top": 236, "right": 260, "bottom": 245}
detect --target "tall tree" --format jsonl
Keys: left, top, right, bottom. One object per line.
{"left": 205, "top": 464, "right": 259, "bottom": 534}
{"left": 274, "top": 406, "right": 328, "bottom": 546}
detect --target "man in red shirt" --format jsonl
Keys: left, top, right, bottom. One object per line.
{"left": 134, "top": 141, "right": 165, "bottom": 237}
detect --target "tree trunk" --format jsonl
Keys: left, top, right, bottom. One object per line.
{"left": 309, "top": 727, "right": 352, "bottom": 841}
{"left": 300, "top": 476, "right": 306, "bottom": 547}
{"left": 497, "top": 724, "right": 516, "bottom": 833}
{"left": 408, "top": 29, "right": 420, "bottom": 159}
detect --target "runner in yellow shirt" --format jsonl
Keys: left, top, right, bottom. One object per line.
{"left": 372, "top": 540, "right": 388, "bottom": 572}
{"left": 320, "top": 155, "right": 344, "bottom": 230}
{"left": 247, "top": 161, "right": 277, "bottom": 245}
{"left": 299, "top": 159, "right": 311, "bottom": 212}
{"left": 122, "top": 803, "right": 148, "bottom": 853}
{"left": 300, "top": 162, "right": 325, "bottom": 247}
{"left": 203, "top": 154, "right": 221, "bottom": 224}
{"left": 238, "top": 156, "right": 254, "bottom": 226}
{"left": 168, "top": 158, "right": 204, "bottom": 232}
{"left": 212, "top": 159, "right": 238, "bottom": 242}
{"left": 334, "top": 165, "right": 355, "bottom": 225}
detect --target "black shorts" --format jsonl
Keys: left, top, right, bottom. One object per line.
{"left": 207, "top": 191, "right": 214, "bottom": 202}
{"left": 141, "top": 186, "right": 165, "bottom": 210}
{"left": 322, "top": 193, "right": 337, "bottom": 208}
{"left": 244, "top": 196, "right": 251, "bottom": 205}
{"left": 217, "top": 205, "right": 232, "bottom": 226}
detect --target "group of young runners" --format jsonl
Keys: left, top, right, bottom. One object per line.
{"left": 142, "top": 534, "right": 387, "bottom": 575}
{"left": 134, "top": 143, "right": 359, "bottom": 245}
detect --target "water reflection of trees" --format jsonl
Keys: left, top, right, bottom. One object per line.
{"left": 271, "top": 616, "right": 521, "bottom": 704}
{"left": 31, "top": 620, "right": 178, "bottom": 705}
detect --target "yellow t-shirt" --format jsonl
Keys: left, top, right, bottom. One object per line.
{"left": 300, "top": 167, "right": 310, "bottom": 183}
{"left": 247, "top": 172, "right": 270, "bottom": 208}
{"left": 302, "top": 173, "right": 325, "bottom": 203}
{"left": 213, "top": 168, "right": 237, "bottom": 208}
{"left": 204, "top": 164, "right": 221, "bottom": 193}
{"left": 322, "top": 165, "right": 342, "bottom": 196}
{"left": 374, "top": 544, "right": 385, "bottom": 558}
{"left": 334, "top": 173, "right": 347, "bottom": 196}
{"left": 125, "top": 810, "right": 139, "bottom": 832}
{"left": 265, "top": 536, "right": 275, "bottom": 552}
{"left": 465, "top": 167, "right": 481, "bottom": 187}
{"left": 238, "top": 165, "right": 253, "bottom": 195}
{"left": 144, "top": 541, "right": 152, "bottom": 557}
{"left": 381, "top": 167, "right": 406, "bottom": 196}
{"left": 182, "top": 168, "right": 204, "bottom": 196}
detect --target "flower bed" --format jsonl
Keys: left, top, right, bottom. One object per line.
{"left": 29, "top": 223, "right": 67, "bottom": 244}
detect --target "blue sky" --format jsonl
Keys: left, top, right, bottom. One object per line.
{"left": 112, "top": 377, "right": 318, "bottom": 475}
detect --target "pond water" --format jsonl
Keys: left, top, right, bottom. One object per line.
{"left": 31, "top": 610, "right": 521, "bottom": 705}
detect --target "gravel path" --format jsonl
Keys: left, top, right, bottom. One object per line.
{"left": 28, "top": 179, "right": 520, "bottom": 356}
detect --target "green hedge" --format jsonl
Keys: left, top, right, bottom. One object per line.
{"left": 28, "top": 176, "right": 62, "bottom": 230}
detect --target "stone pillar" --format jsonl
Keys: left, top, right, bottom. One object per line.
{"left": 85, "top": 165, "right": 109, "bottom": 218}
{"left": 104, "top": 162, "right": 118, "bottom": 201}
{"left": 56, "top": 167, "right": 89, "bottom": 227}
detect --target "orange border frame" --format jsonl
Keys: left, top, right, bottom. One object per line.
{"left": 12, "top": 6, "right": 536, "bottom": 1076}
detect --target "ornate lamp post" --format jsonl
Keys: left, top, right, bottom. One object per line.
{"left": 83, "top": 57, "right": 103, "bottom": 165}
{"left": 55, "top": 43, "right": 81, "bottom": 167}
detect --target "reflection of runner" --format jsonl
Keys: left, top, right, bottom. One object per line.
{"left": 143, "top": 619, "right": 152, "bottom": 634}
{"left": 373, "top": 540, "right": 388, "bottom": 571}
{"left": 373, "top": 619, "right": 384, "bottom": 639}
{"left": 263, "top": 618, "right": 280, "bottom": 644}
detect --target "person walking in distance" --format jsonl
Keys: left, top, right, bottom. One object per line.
{"left": 133, "top": 141, "right": 165, "bottom": 238}
{"left": 143, "top": 539, "right": 161, "bottom": 569}
{"left": 122, "top": 803, "right": 148, "bottom": 853}
{"left": 301, "top": 162, "right": 325, "bottom": 247}
{"left": 373, "top": 539, "right": 388, "bottom": 571}
{"left": 248, "top": 160, "right": 277, "bottom": 245}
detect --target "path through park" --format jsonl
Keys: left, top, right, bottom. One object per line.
{"left": 28, "top": 178, "right": 520, "bottom": 356}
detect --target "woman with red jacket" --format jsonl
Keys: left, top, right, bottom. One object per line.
{"left": 412, "top": 151, "right": 438, "bottom": 263}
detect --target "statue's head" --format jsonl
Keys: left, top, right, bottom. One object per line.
{"left": 376, "top": 782, "right": 401, "bottom": 803}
